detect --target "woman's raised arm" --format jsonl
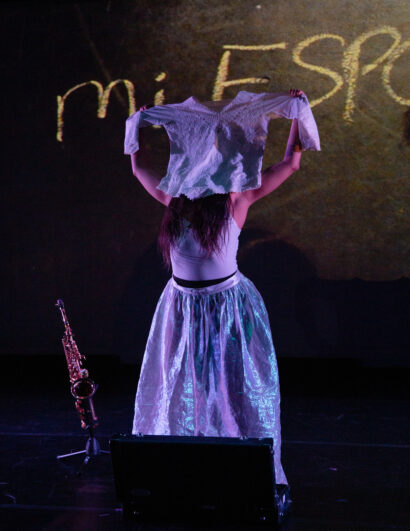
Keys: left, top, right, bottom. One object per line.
{"left": 238, "top": 89, "right": 304, "bottom": 206}
{"left": 129, "top": 105, "right": 171, "bottom": 206}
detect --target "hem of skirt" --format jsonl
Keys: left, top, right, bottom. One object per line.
{"left": 171, "top": 270, "right": 242, "bottom": 294}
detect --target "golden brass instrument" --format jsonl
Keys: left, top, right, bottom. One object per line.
{"left": 56, "top": 299, "right": 98, "bottom": 430}
{"left": 55, "top": 299, "right": 109, "bottom": 464}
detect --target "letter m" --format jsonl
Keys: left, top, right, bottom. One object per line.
{"left": 56, "top": 79, "right": 136, "bottom": 142}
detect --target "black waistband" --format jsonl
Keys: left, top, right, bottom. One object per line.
{"left": 173, "top": 270, "right": 237, "bottom": 288}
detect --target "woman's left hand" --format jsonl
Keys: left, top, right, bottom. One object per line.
{"left": 289, "top": 89, "right": 305, "bottom": 98}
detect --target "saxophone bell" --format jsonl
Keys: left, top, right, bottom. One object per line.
{"left": 71, "top": 377, "right": 97, "bottom": 400}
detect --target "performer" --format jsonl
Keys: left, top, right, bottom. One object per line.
{"left": 126, "top": 89, "right": 318, "bottom": 488}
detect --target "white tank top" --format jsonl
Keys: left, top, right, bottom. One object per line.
{"left": 170, "top": 213, "right": 241, "bottom": 281}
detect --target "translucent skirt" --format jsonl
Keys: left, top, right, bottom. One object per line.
{"left": 132, "top": 271, "right": 288, "bottom": 485}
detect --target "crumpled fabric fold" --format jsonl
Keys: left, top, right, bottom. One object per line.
{"left": 124, "top": 90, "right": 320, "bottom": 199}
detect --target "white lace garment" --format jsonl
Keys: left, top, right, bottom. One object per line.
{"left": 124, "top": 91, "right": 321, "bottom": 199}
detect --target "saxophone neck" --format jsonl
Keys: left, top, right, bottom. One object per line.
{"left": 56, "top": 299, "right": 71, "bottom": 328}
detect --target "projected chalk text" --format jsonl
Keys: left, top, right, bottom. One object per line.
{"left": 57, "top": 26, "right": 409, "bottom": 141}
{"left": 56, "top": 79, "right": 136, "bottom": 142}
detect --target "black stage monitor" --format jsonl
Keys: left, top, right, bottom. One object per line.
{"left": 110, "top": 434, "right": 290, "bottom": 526}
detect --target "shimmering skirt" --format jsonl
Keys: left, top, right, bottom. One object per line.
{"left": 132, "top": 270, "right": 288, "bottom": 485}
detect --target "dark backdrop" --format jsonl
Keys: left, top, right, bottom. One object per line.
{"left": 2, "top": 0, "right": 409, "bottom": 365}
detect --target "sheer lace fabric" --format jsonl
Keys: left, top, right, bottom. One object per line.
{"left": 124, "top": 91, "right": 320, "bottom": 198}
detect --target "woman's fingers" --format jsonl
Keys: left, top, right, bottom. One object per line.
{"left": 289, "top": 89, "right": 305, "bottom": 97}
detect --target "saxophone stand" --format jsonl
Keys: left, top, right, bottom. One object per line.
{"left": 56, "top": 397, "right": 110, "bottom": 467}
{"left": 57, "top": 426, "right": 110, "bottom": 465}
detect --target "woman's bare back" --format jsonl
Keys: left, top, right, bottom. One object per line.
{"left": 229, "top": 192, "right": 249, "bottom": 229}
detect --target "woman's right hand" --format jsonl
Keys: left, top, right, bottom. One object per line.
{"left": 135, "top": 105, "right": 152, "bottom": 151}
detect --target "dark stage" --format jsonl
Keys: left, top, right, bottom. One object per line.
{"left": 1, "top": 356, "right": 409, "bottom": 530}
{"left": 2, "top": 0, "right": 410, "bottom": 529}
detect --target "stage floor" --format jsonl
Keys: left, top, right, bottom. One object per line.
{"left": 1, "top": 356, "right": 409, "bottom": 530}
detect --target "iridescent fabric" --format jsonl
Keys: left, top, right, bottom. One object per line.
{"left": 132, "top": 271, "right": 288, "bottom": 485}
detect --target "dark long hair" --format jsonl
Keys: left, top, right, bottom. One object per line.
{"left": 158, "top": 193, "right": 232, "bottom": 268}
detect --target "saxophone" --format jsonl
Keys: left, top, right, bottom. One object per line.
{"left": 56, "top": 299, "right": 98, "bottom": 431}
